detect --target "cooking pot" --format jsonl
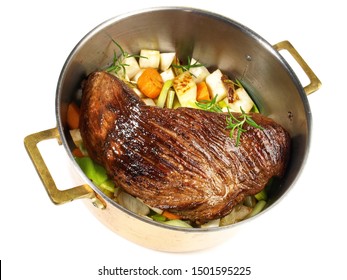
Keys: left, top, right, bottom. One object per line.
{"left": 24, "top": 7, "right": 321, "bottom": 252}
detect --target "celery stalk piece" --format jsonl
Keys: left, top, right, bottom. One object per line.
{"left": 75, "top": 157, "right": 95, "bottom": 180}
{"left": 166, "top": 89, "right": 176, "bottom": 109}
{"left": 163, "top": 219, "right": 192, "bottom": 228}
{"left": 99, "top": 180, "right": 115, "bottom": 192}
{"left": 92, "top": 163, "right": 108, "bottom": 186}
{"left": 151, "top": 213, "right": 167, "bottom": 222}
{"left": 254, "top": 189, "right": 267, "bottom": 201}
{"left": 156, "top": 79, "right": 173, "bottom": 108}
{"left": 74, "top": 157, "right": 108, "bottom": 186}
{"left": 247, "top": 200, "right": 267, "bottom": 218}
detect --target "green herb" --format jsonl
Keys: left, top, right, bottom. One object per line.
{"left": 195, "top": 95, "right": 223, "bottom": 113}
{"left": 172, "top": 56, "right": 205, "bottom": 73}
{"left": 105, "top": 39, "right": 146, "bottom": 77}
{"left": 196, "top": 95, "right": 263, "bottom": 146}
{"left": 226, "top": 107, "right": 264, "bottom": 146}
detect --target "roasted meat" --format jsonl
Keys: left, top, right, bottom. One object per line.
{"left": 79, "top": 71, "right": 290, "bottom": 223}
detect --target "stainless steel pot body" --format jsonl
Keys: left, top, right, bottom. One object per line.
{"left": 25, "top": 7, "right": 321, "bottom": 252}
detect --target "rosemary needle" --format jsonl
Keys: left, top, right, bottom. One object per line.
{"left": 226, "top": 107, "right": 263, "bottom": 146}
{"left": 195, "top": 95, "right": 223, "bottom": 113}
{"left": 105, "top": 39, "right": 147, "bottom": 77}
{"left": 172, "top": 56, "right": 205, "bottom": 73}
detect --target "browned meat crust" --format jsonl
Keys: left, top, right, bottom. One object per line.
{"left": 79, "top": 71, "right": 290, "bottom": 223}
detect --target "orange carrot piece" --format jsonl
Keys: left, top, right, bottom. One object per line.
{"left": 137, "top": 68, "right": 163, "bottom": 99}
{"left": 162, "top": 210, "right": 182, "bottom": 220}
{"left": 196, "top": 81, "right": 210, "bottom": 101}
{"left": 67, "top": 102, "right": 80, "bottom": 129}
{"left": 72, "top": 147, "right": 84, "bottom": 158}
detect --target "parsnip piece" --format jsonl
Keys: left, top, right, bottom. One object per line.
{"left": 132, "top": 87, "right": 145, "bottom": 98}
{"left": 160, "top": 52, "right": 176, "bottom": 71}
{"left": 122, "top": 56, "right": 141, "bottom": 79}
{"left": 200, "top": 219, "right": 221, "bottom": 228}
{"left": 205, "top": 69, "right": 227, "bottom": 102}
{"left": 69, "top": 128, "right": 82, "bottom": 147}
{"left": 142, "top": 98, "right": 156, "bottom": 106}
{"left": 117, "top": 191, "right": 150, "bottom": 216}
{"left": 219, "top": 205, "right": 252, "bottom": 226}
{"left": 131, "top": 68, "right": 145, "bottom": 83}
{"left": 228, "top": 87, "right": 255, "bottom": 113}
{"left": 139, "top": 49, "right": 160, "bottom": 68}
{"left": 173, "top": 71, "right": 197, "bottom": 107}
{"left": 160, "top": 67, "right": 175, "bottom": 82}
{"left": 189, "top": 58, "right": 210, "bottom": 83}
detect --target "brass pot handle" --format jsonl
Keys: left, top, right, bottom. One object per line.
{"left": 24, "top": 127, "right": 105, "bottom": 208}
{"left": 273, "top": 40, "right": 322, "bottom": 95}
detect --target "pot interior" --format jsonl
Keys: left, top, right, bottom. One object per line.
{"left": 56, "top": 7, "right": 311, "bottom": 225}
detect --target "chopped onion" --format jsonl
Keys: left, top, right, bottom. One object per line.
{"left": 117, "top": 191, "right": 150, "bottom": 216}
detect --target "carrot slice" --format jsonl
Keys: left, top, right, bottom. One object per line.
{"left": 162, "top": 210, "right": 182, "bottom": 220}
{"left": 196, "top": 81, "right": 210, "bottom": 101}
{"left": 72, "top": 147, "right": 84, "bottom": 158}
{"left": 67, "top": 102, "right": 80, "bottom": 129}
{"left": 137, "top": 68, "right": 164, "bottom": 99}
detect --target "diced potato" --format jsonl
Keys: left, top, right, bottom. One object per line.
{"left": 160, "top": 52, "right": 176, "bottom": 71}
{"left": 139, "top": 49, "right": 160, "bottom": 69}
{"left": 205, "top": 69, "right": 227, "bottom": 102}
{"left": 122, "top": 56, "right": 141, "bottom": 79}
{"left": 173, "top": 71, "right": 197, "bottom": 107}
{"left": 227, "top": 87, "right": 255, "bottom": 113}
{"left": 189, "top": 58, "right": 210, "bottom": 83}
{"left": 160, "top": 67, "right": 175, "bottom": 82}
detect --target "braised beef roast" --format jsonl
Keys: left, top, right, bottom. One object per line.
{"left": 79, "top": 71, "right": 290, "bottom": 223}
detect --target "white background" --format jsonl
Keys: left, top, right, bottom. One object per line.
{"left": 1, "top": 0, "right": 346, "bottom": 279}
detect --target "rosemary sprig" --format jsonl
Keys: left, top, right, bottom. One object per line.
{"left": 172, "top": 56, "right": 205, "bottom": 73}
{"left": 226, "top": 107, "right": 264, "bottom": 146}
{"left": 195, "top": 95, "right": 223, "bottom": 113}
{"left": 196, "top": 95, "right": 263, "bottom": 146}
{"left": 105, "top": 39, "right": 147, "bottom": 77}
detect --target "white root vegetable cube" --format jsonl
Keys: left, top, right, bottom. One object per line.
{"left": 122, "top": 56, "right": 141, "bottom": 79}
{"left": 131, "top": 68, "right": 145, "bottom": 83}
{"left": 132, "top": 87, "right": 145, "bottom": 99}
{"left": 189, "top": 58, "right": 210, "bottom": 83}
{"left": 139, "top": 49, "right": 160, "bottom": 69}
{"left": 227, "top": 87, "right": 255, "bottom": 113}
{"left": 160, "top": 52, "right": 176, "bottom": 71}
{"left": 173, "top": 71, "right": 197, "bottom": 107}
{"left": 205, "top": 69, "right": 227, "bottom": 102}
{"left": 160, "top": 67, "right": 175, "bottom": 82}
{"left": 142, "top": 98, "right": 157, "bottom": 106}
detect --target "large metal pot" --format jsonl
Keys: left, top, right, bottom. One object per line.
{"left": 24, "top": 7, "right": 321, "bottom": 252}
